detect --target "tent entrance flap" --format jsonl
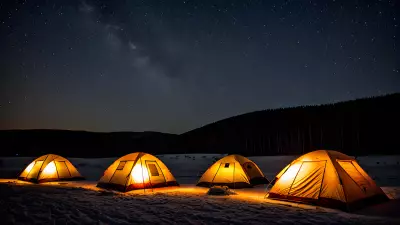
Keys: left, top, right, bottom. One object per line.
{"left": 287, "top": 161, "right": 327, "bottom": 199}
{"left": 145, "top": 160, "right": 166, "bottom": 187}
{"left": 337, "top": 160, "right": 371, "bottom": 193}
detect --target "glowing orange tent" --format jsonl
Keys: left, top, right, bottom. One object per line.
{"left": 266, "top": 150, "right": 388, "bottom": 211}
{"left": 97, "top": 152, "right": 179, "bottom": 192}
{"left": 197, "top": 154, "right": 269, "bottom": 188}
{"left": 18, "top": 154, "right": 84, "bottom": 183}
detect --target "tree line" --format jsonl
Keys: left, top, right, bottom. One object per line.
{"left": 1, "top": 93, "right": 399, "bottom": 157}
{"left": 178, "top": 93, "right": 400, "bottom": 156}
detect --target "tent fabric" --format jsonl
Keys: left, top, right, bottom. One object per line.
{"left": 267, "top": 150, "right": 388, "bottom": 211}
{"left": 97, "top": 152, "right": 179, "bottom": 192}
{"left": 197, "top": 154, "right": 269, "bottom": 188}
{"left": 18, "top": 154, "right": 83, "bottom": 183}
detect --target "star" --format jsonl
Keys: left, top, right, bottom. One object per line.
{"left": 0, "top": 0, "right": 398, "bottom": 133}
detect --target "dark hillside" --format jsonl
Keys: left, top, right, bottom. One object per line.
{"left": 179, "top": 93, "right": 400, "bottom": 156}
{"left": 0, "top": 130, "right": 179, "bottom": 157}
{"left": 1, "top": 93, "right": 399, "bottom": 157}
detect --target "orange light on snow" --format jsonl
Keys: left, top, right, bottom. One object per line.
{"left": 131, "top": 162, "right": 149, "bottom": 184}
{"left": 24, "top": 161, "right": 35, "bottom": 174}
{"left": 42, "top": 161, "right": 57, "bottom": 176}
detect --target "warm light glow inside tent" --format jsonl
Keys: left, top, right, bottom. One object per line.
{"left": 266, "top": 150, "right": 389, "bottom": 211}
{"left": 18, "top": 154, "right": 84, "bottom": 183}
{"left": 97, "top": 152, "right": 179, "bottom": 192}
{"left": 131, "top": 162, "right": 150, "bottom": 184}
{"left": 278, "top": 163, "right": 301, "bottom": 183}
{"left": 197, "top": 154, "right": 269, "bottom": 188}
{"left": 23, "top": 161, "right": 35, "bottom": 174}
{"left": 42, "top": 161, "right": 57, "bottom": 177}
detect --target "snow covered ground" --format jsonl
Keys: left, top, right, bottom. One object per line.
{"left": 1, "top": 154, "right": 400, "bottom": 224}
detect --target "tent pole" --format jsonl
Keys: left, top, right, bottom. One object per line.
{"left": 287, "top": 162, "right": 304, "bottom": 197}
{"left": 265, "top": 162, "right": 292, "bottom": 198}
{"left": 233, "top": 163, "right": 235, "bottom": 189}
{"left": 140, "top": 157, "right": 145, "bottom": 194}
{"left": 124, "top": 155, "right": 143, "bottom": 191}
{"left": 108, "top": 161, "right": 124, "bottom": 183}
{"left": 123, "top": 161, "right": 135, "bottom": 192}
{"left": 37, "top": 154, "right": 50, "bottom": 180}
{"left": 210, "top": 163, "right": 222, "bottom": 188}
{"left": 25, "top": 161, "right": 37, "bottom": 180}
{"left": 144, "top": 160, "right": 154, "bottom": 193}
{"left": 16, "top": 164, "right": 28, "bottom": 179}
{"left": 64, "top": 161, "right": 72, "bottom": 177}
{"left": 317, "top": 161, "right": 327, "bottom": 200}
{"left": 54, "top": 161, "right": 60, "bottom": 180}
{"left": 264, "top": 177, "right": 276, "bottom": 199}
{"left": 157, "top": 162, "right": 167, "bottom": 185}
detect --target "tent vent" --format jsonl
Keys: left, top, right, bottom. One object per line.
{"left": 148, "top": 164, "right": 159, "bottom": 176}
{"left": 116, "top": 161, "right": 126, "bottom": 170}
{"left": 224, "top": 163, "right": 230, "bottom": 168}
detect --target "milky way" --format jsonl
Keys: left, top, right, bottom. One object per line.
{"left": 0, "top": 0, "right": 399, "bottom": 133}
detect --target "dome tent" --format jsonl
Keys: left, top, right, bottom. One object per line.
{"left": 197, "top": 154, "right": 269, "bottom": 188}
{"left": 97, "top": 152, "right": 179, "bottom": 192}
{"left": 18, "top": 154, "right": 84, "bottom": 183}
{"left": 266, "top": 150, "right": 388, "bottom": 211}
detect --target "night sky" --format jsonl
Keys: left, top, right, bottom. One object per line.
{"left": 0, "top": 0, "right": 399, "bottom": 134}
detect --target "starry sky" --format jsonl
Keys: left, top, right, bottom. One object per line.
{"left": 0, "top": 0, "right": 399, "bottom": 134}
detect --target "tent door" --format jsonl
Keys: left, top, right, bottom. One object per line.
{"left": 287, "top": 160, "right": 327, "bottom": 199}
{"left": 337, "top": 160, "right": 371, "bottom": 193}
{"left": 55, "top": 161, "right": 71, "bottom": 178}
{"left": 145, "top": 160, "right": 166, "bottom": 187}
{"left": 109, "top": 160, "right": 135, "bottom": 185}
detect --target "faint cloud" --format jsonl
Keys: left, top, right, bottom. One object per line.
{"left": 105, "top": 24, "right": 121, "bottom": 31}
{"left": 133, "top": 56, "right": 150, "bottom": 68}
{"left": 102, "top": 24, "right": 126, "bottom": 50}
{"left": 79, "top": 1, "right": 94, "bottom": 13}
{"left": 105, "top": 32, "right": 122, "bottom": 50}
{"left": 129, "top": 41, "right": 137, "bottom": 50}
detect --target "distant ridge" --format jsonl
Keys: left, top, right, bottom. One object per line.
{"left": 183, "top": 93, "right": 400, "bottom": 134}
{"left": 1, "top": 129, "right": 175, "bottom": 135}
{"left": 1, "top": 93, "right": 399, "bottom": 157}
{"left": 179, "top": 93, "right": 400, "bottom": 156}
{"left": 0, "top": 129, "right": 178, "bottom": 157}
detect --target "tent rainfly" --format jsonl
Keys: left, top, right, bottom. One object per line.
{"left": 197, "top": 154, "right": 269, "bottom": 188}
{"left": 266, "top": 150, "right": 389, "bottom": 211}
{"left": 18, "top": 154, "right": 84, "bottom": 183}
{"left": 97, "top": 152, "right": 179, "bottom": 192}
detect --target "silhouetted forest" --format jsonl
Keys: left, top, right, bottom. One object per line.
{"left": 179, "top": 93, "right": 400, "bottom": 156}
{"left": 0, "top": 130, "right": 178, "bottom": 158}
{"left": 1, "top": 93, "right": 399, "bottom": 157}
